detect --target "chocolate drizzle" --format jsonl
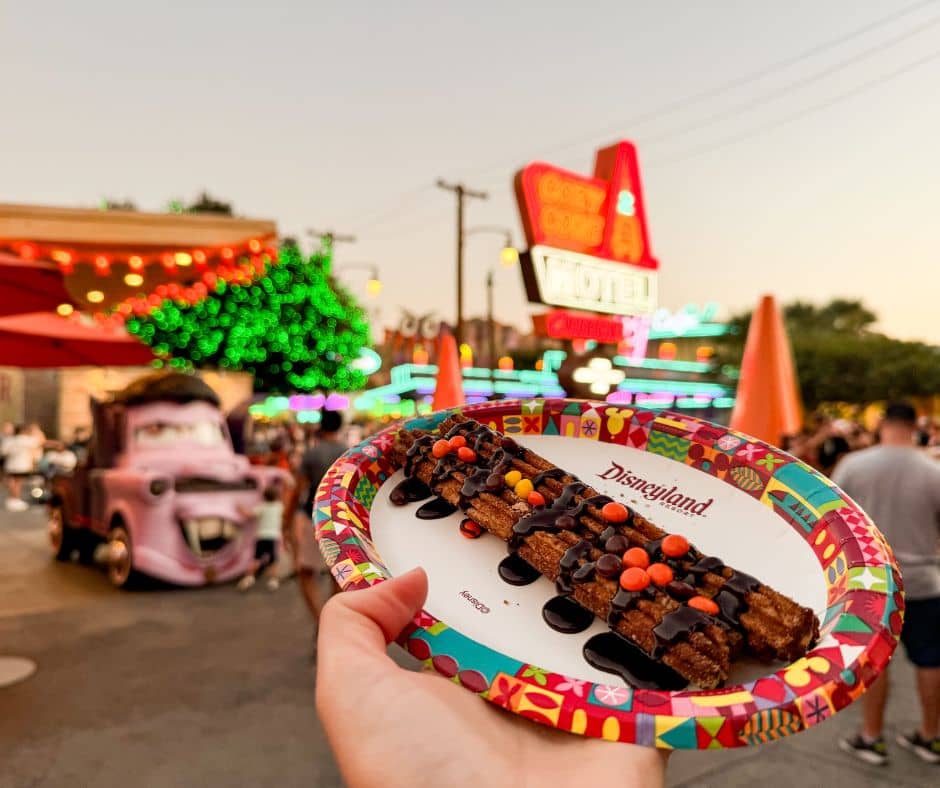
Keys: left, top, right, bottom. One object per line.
{"left": 542, "top": 595, "right": 594, "bottom": 634}
{"left": 389, "top": 477, "right": 432, "bottom": 506}
{"left": 389, "top": 417, "right": 786, "bottom": 690}
{"left": 583, "top": 632, "right": 687, "bottom": 690}
{"left": 556, "top": 540, "right": 594, "bottom": 594}
{"left": 415, "top": 497, "right": 458, "bottom": 519}
{"left": 497, "top": 554, "right": 541, "bottom": 586}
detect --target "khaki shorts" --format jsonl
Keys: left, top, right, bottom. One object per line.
{"left": 294, "top": 513, "right": 324, "bottom": 571}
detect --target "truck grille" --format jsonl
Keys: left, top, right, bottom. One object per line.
{"left": 174, "top": 477, "right": 258, "bottom": 493}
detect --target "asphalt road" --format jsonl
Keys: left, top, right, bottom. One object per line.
{"left": 1, "top": 508, "right": 935, "bottom": 787}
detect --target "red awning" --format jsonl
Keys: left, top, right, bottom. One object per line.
{"left": 0, "top": 311, "right": 154, "bottom": 367}
{"left": 0, "top": 252, "right": 74, "bottom": 316}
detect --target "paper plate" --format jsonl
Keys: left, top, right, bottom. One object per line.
{"left": 314, "top": 399, "right": 903, "bottom": 749}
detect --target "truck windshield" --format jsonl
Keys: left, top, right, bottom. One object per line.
{"left": 135, "top": 421, "right": 225, "bottom": 448}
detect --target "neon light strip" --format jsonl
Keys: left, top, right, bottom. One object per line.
{"left": 649, "top": 324, "right": 729, "bottom": 339}
{"left": 612, "top": 356, "right": 712, "bottom": 373}
{"left": 617, "top": 377, "right": 729, "bottom": 396}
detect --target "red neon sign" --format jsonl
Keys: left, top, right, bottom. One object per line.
{"left": 514, "top": 141, "right": 657, "bottom": 270}
{"left": 533, "top": 310, "right": 625, "bottom": 343}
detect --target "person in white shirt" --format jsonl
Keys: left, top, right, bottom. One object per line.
{"left": 3, "top": 425, "right": 41, "bottom": 511}
{"left": 237, "top": 484, "right": 285, "bottom": 591}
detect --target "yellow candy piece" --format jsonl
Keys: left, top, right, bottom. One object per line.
{"left": 514, "top": 479, "right": 534, "bottom": 498}
{"left": 504, "top": 470, "right": 522, "bottom": 486}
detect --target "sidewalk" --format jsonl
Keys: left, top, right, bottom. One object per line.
{"left": 1, "top": 507, "right": 935, "bottom": 786}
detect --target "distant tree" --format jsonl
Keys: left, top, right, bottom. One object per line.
{"left": 165, "top": 192, "right": 234, "bottom": 216}
{"left": 100, "top": 198, "right": 138, "bottom": 211}
{"left": 717, "top": 299, "right": 940, "bottom": 408}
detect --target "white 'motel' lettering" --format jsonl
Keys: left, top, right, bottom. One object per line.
{"left": 531, "top": 245, "right": 657, "bottom": 315}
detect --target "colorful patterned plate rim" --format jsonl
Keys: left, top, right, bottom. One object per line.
{"left": 314, "top": 399, "right": 903, "bottom": 750}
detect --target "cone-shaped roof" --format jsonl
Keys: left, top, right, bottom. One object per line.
{"left": 432, "top": 332, "right": 465, "bottom": 411}
{"left": 729, "top": 294, "right": 803, "bottom": 445}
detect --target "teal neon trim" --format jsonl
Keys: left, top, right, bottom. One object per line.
{"left": 612, "top": 357, "right": 712, "bottom": 373}
{"left": 617, "top": 378, "right": 730, "bottom": 396}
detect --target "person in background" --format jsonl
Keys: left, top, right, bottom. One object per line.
{"left": 290, "top": 409, "right": 347, "bottom": 637}
{"left": 67, "top": 426, "right": 91, "bottom": 464}
{"left": 0, "top": 421, "right": 14, "bottom": 483}
{"left": 834, "top": 401, "right": 940, "bottom": 765}
{"left": 237, "top": 483, "right": 285, "bottom": 592}
{"left": 3, "top": 425, "right": 41, "bottom": 511}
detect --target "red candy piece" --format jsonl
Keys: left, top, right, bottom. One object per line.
{"left": 661, "top": 534, "right": 690, "bottom": 558}
{"left": 601, "top": 502, "right": 629, "bottom": 523}
{"left": 647, "top": 563, "right": 674, "bottom": 587}
{"left": 457, "top": 446, "right": 477, "bottom": 463}
{"left": 459, "top": 519, "right": 483, "bottom": 539}
{"left": 622, "top": 547, "right": 650, "bottom": 570}
{"left": 449, "top": 435, "right": 467, "bottom": 449}
{"left": 527, "top": 491, "right": 546, "bottom": 507}
{"left": 432, "top": 439, "right": 451, "bottom": 458}
{"left": 619, "top": 567, "right": 650, "bottom": 592}
{"left": 688, "top": 595, "right": 719, "bottom": 615}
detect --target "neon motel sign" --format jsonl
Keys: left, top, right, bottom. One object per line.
{"left": 515, "top": 141, "right": 658, "bottom": 316}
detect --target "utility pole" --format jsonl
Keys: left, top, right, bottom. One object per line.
{"left": 306, "top": 229, "right": 357, "bottom": 248}
{"left": 436, "top": 180, "right": 488, "bottom": 346}
{"left": 486, "top": 269, "right": 496, "bottom": 368}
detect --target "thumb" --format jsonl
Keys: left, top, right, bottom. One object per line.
{"left": 318, "top": 567, "right": 429, "bottom": 665}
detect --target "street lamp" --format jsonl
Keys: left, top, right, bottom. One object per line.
{"left": 334, "top": 262, "right": 382, "bottom": 299}
{"left": 466, "top": 227, "right": 518, "bottom": 368}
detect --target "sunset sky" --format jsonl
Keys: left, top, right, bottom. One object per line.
{"left": 3, "top": 0, "right": 940, "bottom": 341}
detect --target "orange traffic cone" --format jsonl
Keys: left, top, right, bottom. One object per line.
{"left": 729, "top": 294, "right": 803, "bottom": 446}
{"left": 432, "top": 331, "right": 465, "bottom": 411}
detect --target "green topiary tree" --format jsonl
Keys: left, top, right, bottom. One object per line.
{"left": 126, "top": 243, "right": 371, "bottom": 393}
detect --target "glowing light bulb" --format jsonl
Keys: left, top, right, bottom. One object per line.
{"left": 366, "top": 277, "right": 382, "bottom": 297}
{"left": 86, "top": 290, "right": 105, "bottom": 303}
{"left": 56, "top": 303, "right": 74, "bottom": 316}
{"left": 128, "top": 255, "right": 144, "bottom": 271}
{"left": 124, "top": 273, "right": 144, "bottom": 287}
{"left": 499, "top": 245, "right": 519, "bottom": 266}
{"left": 175, "top": 252, "right": 192, "bottom": 266}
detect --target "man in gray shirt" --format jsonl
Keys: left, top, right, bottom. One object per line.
{"left": 834, "top": 402, "right": 940, "bottom": 765}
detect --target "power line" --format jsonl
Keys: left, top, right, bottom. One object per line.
{"left": 466, "top": 0, "right": 939, "bottom": 182}
{"left": 643, "top": 11, "right": 940, "bottom": 147}
{"left": 651, "top": 46, "right": 940, "bottom": 167}
{"left": 342, "top": 182, "right": 436, "bottom": 234}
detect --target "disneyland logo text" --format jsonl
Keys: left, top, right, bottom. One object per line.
{"left": 597, "top": 462, "right": 713, "bottom": 517}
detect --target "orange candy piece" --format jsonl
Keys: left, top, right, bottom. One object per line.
{"left": 647, "top": 563, "right": 674, "bottom": 586}
{"left": 619, "top": 567, "right": 650, "bottom": 592}
{"left": 527, "top": 491, "right": 546, "bottom": 507}
{"left": 688, "top": 595, "right": 719, "bottom": 615}
{"left": 661, "top": 534, "right": 690, "bottom": 558}
{"left": 622, "top": 547, "right": 650, "bottom": 570}
{"left": 601, "top": 502, "right": 629, "bottom": 523}
{"left": 448, "top": 435, "right": 467, "bottom": 449}
{"left": 457, "top": 446, "right": 477, "bottom": 463}
{"left": 432, "top": 439, "right": 451, "bottom": 458}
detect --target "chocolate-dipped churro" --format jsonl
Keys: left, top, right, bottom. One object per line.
{"left": 390, "top": 416, "right": 818, "bottom": 689}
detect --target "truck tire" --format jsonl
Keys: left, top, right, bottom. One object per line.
{"left": 106, "top": 524, "right": 144, "bottom": 589}
{"left": 49, "top": 505, "right": 82, "bottom": 562}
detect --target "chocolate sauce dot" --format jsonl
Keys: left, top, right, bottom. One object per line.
{"left": 595, "top": 553, "right": 623, "bottom": 578}
{"left": 604, "top": 534, "right": 629, "bottom": 554}
{"left": 555, "top": 514, "right": 576, "bottom": 530}
{"left": 665, "top": 580, "right": 695, "bottom": 600}
{"left": 484, "top": 473, "right": 504, "bottom": 492}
